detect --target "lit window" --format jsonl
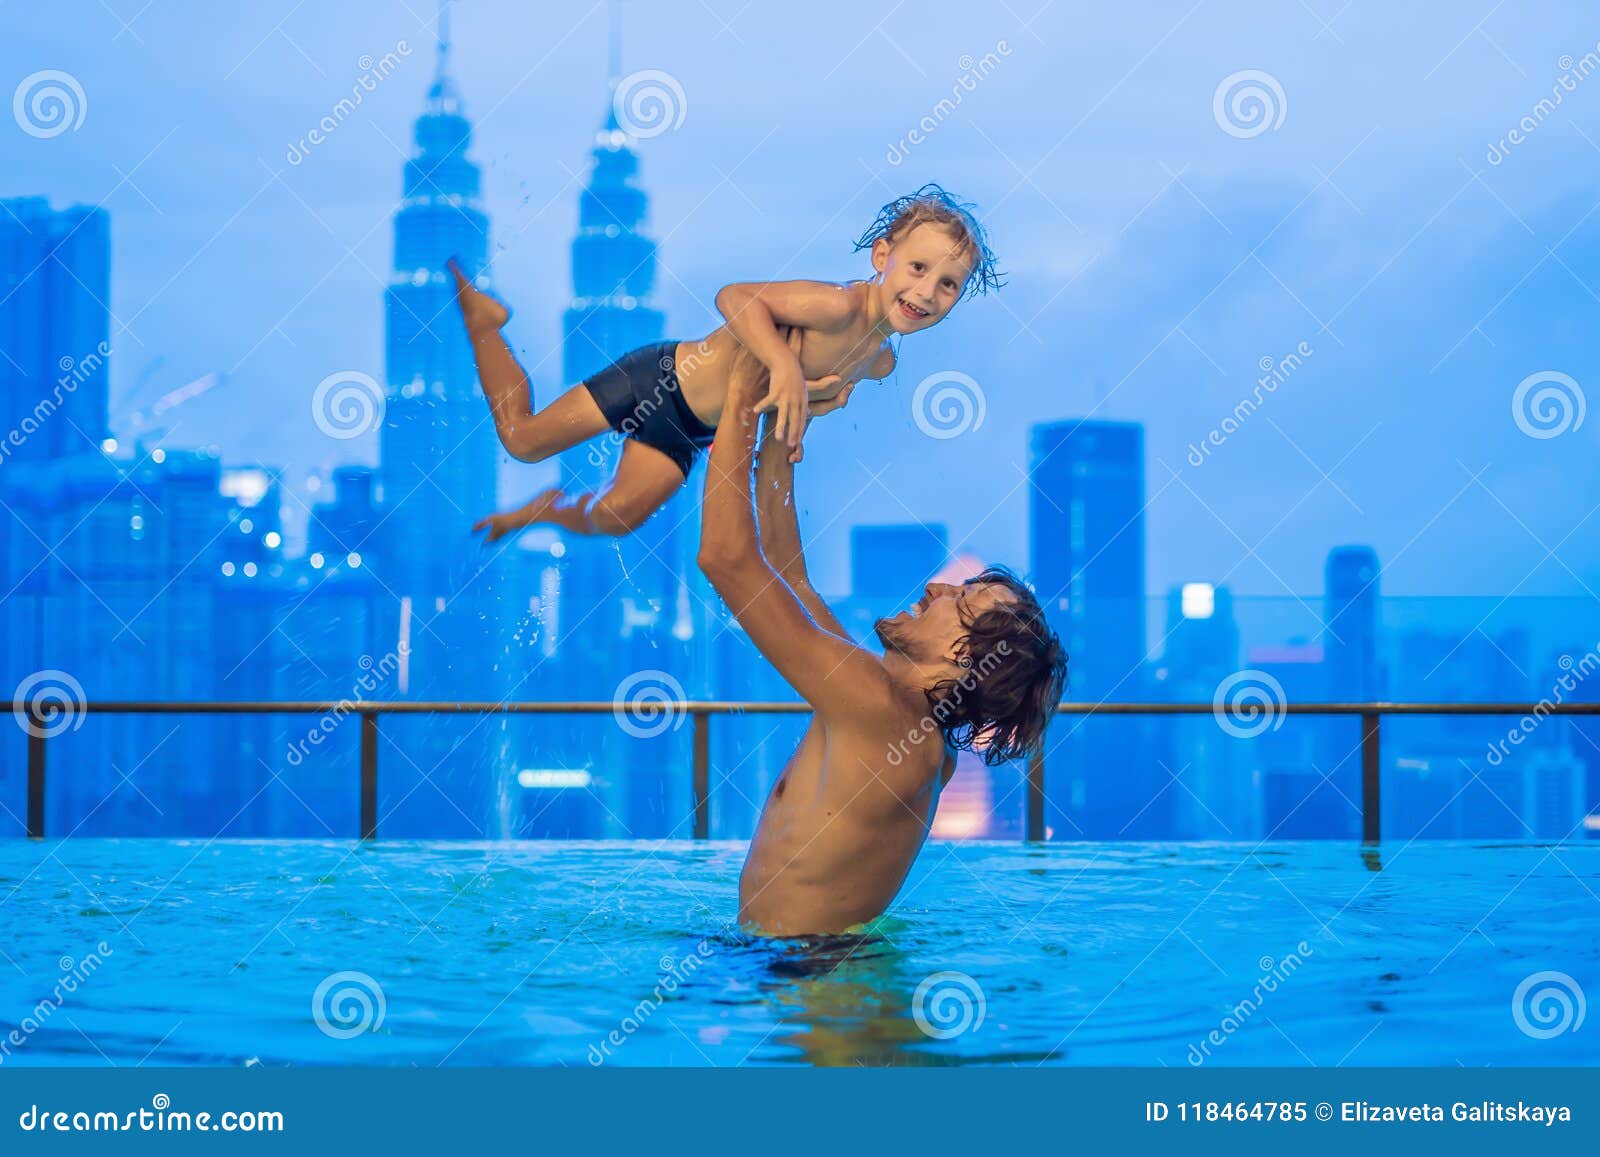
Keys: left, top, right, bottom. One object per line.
{"left": 1181, "top": 583, "right": 1215, "bottom": 619}
{"left": 517, "top": 769, "right": 591, "bottom": 789}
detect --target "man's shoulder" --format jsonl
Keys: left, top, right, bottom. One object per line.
{"left": 822, "top": 684, "right": 950, "bottom": 792}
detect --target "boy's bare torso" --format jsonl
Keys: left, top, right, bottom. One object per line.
{"left": 738, "top": 705, "right": 957, "bottom": 937}
{"left": 674, "top": 282, "right": 892, "bottom": 428}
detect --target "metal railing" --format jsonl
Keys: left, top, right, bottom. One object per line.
{"left": 13, "top": 700, "right": 1600, "bottom": 842}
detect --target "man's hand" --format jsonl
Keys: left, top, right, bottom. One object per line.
{"left": 807, "top": 378, "right": 854, "bottom": 417}
{"left": 753, "top": 360, "right": 808, "bottom": 450}
{"left": 784, "top": 376, "right": 852, "bottom": 463}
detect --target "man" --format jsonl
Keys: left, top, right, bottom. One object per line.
{"left": 697, "top": 347, "right": 1068, "bottom": 937}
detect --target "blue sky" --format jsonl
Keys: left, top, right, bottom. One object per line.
{"left": 6, "top": 0, "right": 1600, "bottom": 600}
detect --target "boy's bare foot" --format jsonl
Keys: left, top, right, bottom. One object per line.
{"left": 448, "top": 257, "right": 511, "bottom": 335}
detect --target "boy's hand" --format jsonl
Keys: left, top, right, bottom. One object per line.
{"left": 471, "top": 512, "right": 521, "bottom": 543}
{"left": 753, "top": 361, "right": 809, "bottom": 449}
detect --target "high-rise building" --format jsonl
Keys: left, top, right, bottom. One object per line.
{"left": 1028, "top": 419, "right": 1149, "bottom": 837}
{"left": 359, "top": 9, "right": 543, "bottom": 836}
{"left": 1323, "top": 546, "right": 1381, "bottom": 702}
{"left": 307, "top": 466, "right": 380, "bottom": 561}
{"left": 378, "top": 12, "right": 499, "bottom": 602}
{"left": 1246, "top": 640, "right": 1353, "bottom": 838}
{"left": 1157, "top": 583, "right": 1249, "bottom": 838}
{"left": 0, "top": 197, "right": 110, "bottom": 467}
{"left": 552, "top": 70, "right": 684, "bottom": 680}
{"left": 533, "top": 21, "right": 698, "bottom": 837}
{"left": 850, "top": 523, "right": 948, "bottom": 603}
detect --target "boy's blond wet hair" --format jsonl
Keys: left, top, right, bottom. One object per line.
{"left": 853, "top": 183, "right": 1004, "bottom": 301}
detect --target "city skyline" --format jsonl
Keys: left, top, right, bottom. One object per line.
{"left": 6, "top": 2, "right": 1598, "bottom": 599}
{"left": 3, "top": 3, "right": 1598, "bottom": 844}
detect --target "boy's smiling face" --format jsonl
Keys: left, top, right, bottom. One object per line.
{"left": 871, "top": 222, "right": 977, "bottom": 334}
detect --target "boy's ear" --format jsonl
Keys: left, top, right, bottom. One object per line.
{"left": 870, "top": 236, "right": 891, "bottom": 274}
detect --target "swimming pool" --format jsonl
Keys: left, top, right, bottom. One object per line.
{"left": 0, "top": 839, "right": 1594, "bottom": 1066}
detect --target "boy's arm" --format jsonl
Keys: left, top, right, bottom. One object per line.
{"left": 755, "top": 411, "right": 852, "bottom": 640}
{"left": 698, "top": 346, "right": 893, "bottom": 724}
{"left": 713, "top": 280, "right": 856, "bottom": 450}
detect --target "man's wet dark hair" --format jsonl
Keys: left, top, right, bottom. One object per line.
{"left": 926, "top": 566, "right": 1067, "bottom": 766}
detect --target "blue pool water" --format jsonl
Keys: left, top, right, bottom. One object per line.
{"left": 0, "top": 839, "right": 1594, "bottom": 1066}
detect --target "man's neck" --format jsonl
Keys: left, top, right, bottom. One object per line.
{"left": 880, "top": 650, "right": 940, "bottom": 704}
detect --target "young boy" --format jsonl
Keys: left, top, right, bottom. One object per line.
{"left": 456, "top": 183, "right": 1002, "bottom": 541}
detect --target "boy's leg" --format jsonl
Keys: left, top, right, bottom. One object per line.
{"left": 525, "top": 441, "right": 688, "bottom": 537}
{"left": 449, "top": 259, "right": 608, "bottom": 461}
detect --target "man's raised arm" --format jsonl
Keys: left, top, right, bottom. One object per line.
{"left": 697, "top": 349, "right": 890, "bottom": 721}
{"left": 754, "top": 411, "right": 851, "bottom": 640}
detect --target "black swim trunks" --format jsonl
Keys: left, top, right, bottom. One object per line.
{"left": 582, "top": 340, "right": 714, "bottom": 478}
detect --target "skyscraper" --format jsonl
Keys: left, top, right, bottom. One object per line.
{"left": 378, "top": 7, "right": 499, "bottom": 603}
{"left": 363, "top": 8, "right": 533, "bottom": 836}
{"left": 537, "top": 22, "right": 697, "bottom": 837}
{"left": 0, "top": 197, "right": 110, "bottom": 465}
{"left": 1323, "top": 545, "right": 1381, "bottom": 702}
{"left": 553, "top": 67, "right": 684, "bottom": 676}
{"left": 1158, "top": 582, "right": 1248, "bottom": 838}
{"left": 850, "top": 523, "right": 948, "bottom": 604}
{"left": 1307, "top": 545, "right": 1382, "bottom": 838}
{"left": 1029, "top": 419, "right": 1150, "bottom": 837}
